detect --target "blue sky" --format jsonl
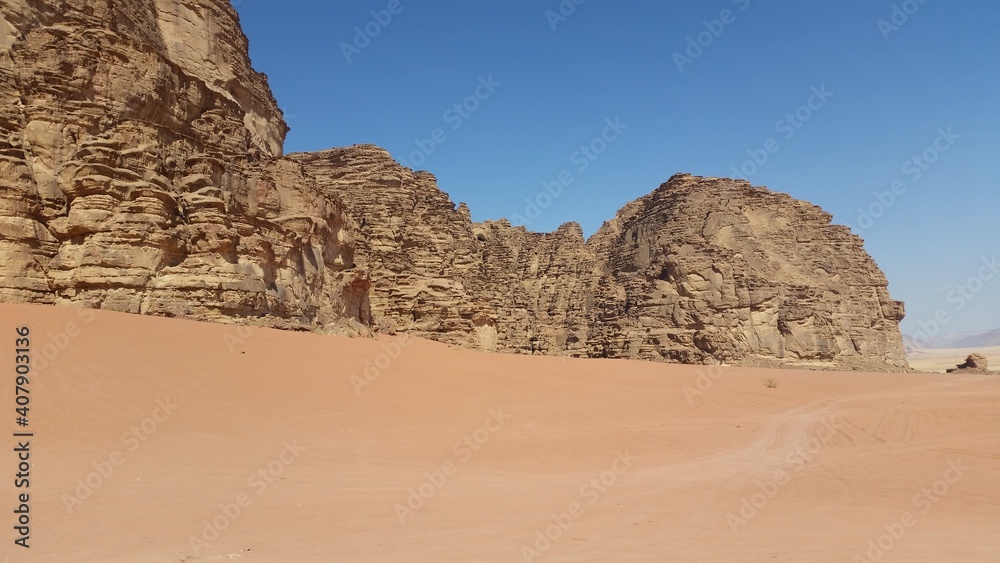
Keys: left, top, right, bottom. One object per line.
{"left": 233, "top": 1, "right": 999, "bottom": 338}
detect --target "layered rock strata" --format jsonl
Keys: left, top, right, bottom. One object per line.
{"left": 0, "top": 0, "right": 368, "bottom": 331}
{"left": 0, "top": 0, "right": 907, "bottom": 368}
{"left": 294, "top": 149, "right": 907, "bottom": 369}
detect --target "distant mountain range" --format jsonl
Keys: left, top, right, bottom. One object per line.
{"left": 904, "top": 328, "right": 1000, "bottom": 351}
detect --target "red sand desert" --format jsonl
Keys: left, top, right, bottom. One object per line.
{"left": 2, "top": 303, "right": 999, "bottom": 562}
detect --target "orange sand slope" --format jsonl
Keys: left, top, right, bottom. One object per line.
{"left": 1, "top": 303, "right": 998, "bottom": 563}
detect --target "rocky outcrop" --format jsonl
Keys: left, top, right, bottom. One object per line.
{"left": 294, "top": 150, "right": 907, "bottom": 369}
{"left": 586, "top": 174, "right": 906, "bottom": 368}
{"left": 0, "top": 0, "right": 368, "bottom": 331}
{"left": 292, "top": 146, "right": 596, "bottom": 355}
{"left": 947, "top": 353, "right": 991, "bottom": 374}
{"left": 0, "top": 0, "right": 907, "bottom": 369}
{"left": 470, "top": 219, "right": 595, "bottom": 357}
{"left": 291, "top": 146, "right": 481, "bottom": 343}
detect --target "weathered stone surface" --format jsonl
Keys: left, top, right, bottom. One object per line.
{"left": 947, "top": 353, "right": 991, "bottom": 374}
{"left": 294, "top": 150, "right": 907, "bottom": 370}
{"left": 471, "top": 219, "right": 595, "bottom": 357}
{"left": 291, "top": 146, "right": 598, "bottom": 355}
{"left": 586, "top": 174, "right": 906, "bottom": 368}
{"left": 0, "top": 0, "right": 907, "bottom": 369}
{"left": 0, "top": 0, "right": 368, "bottom": 332}
{"left": 291, "top": 145, "right": 482, "bottom": 343}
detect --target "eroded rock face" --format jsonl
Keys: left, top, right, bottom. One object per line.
{"left": 947, "top": 353, "right": 991, "bottom": 373}
{"left": 291, "top": 146, "right": 596, "bottom": 354}
{"left": 294, "top": 150, "right": 907, "bottom": 369}
{"left": 0, "top": 0, "right": 368, "bottom": 331}
{"left": 470, "top": 219, "right": 595, "bottom": 357}
{"left": 0, "top": 0, "right": 907, "bottom": 368}
{"left": 586, "top": 174, "right": 906, "bottom": 368}
{"left": 292, "top": 146, "right": 482, "bottom": 343}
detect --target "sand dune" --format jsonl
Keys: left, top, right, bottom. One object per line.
{"left": 2, "top": 303, "right": 998, "bottom": 562}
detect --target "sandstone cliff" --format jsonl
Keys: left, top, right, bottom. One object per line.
{"left": 586, "top": 174, "right": 906, "bottom": 367}
{"left": 0, "top": 0, "right": 907, "bottom": 369}
{"left": 291, "top": 146, "right": 597, "bottom": 357}
{"left": 294, "top": 148, "right": 906, "bottom": 369}
{"left": 0, "top": 0, "right": 368, "bottom": 331}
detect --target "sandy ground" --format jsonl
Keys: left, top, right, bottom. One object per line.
{"left": 1, "top": 303, "right": 998, "bottom": 563}
{"left": 907, "top": 345, "right": 1000, "bottom": 373}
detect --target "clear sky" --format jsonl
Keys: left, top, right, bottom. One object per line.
{"left": 232, "top": 1, "right": 999, "bottom": 338}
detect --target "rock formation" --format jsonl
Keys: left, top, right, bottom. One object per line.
{"left": 294, "top": 149, "right": 906, "bottom": 369}
{"left": 0, "top": 0, "right": 908, "bottom": 369}
{"left": 585, "top": 174, "right": 906, "bottom": 368}
{"left": 0, "top": 0, "right": 368, "bottom": 332}
{"left": 947, "top": 353, "right": 991, "bottom": 374}
{"left": 291, "top": 146, "right": 596, "bottom": 356}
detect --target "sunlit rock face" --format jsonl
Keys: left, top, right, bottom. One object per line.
{"left": 0, "top": 0, "right": 905, "bottom": 368}
{"left": 585, "top": 174, "right": 906, "bottom": 369}
{"left": 295, "top": 146, "right": 906, "bottom": 369}
{"left": 0, "top": 0, "right": 369, "bottom": 332}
